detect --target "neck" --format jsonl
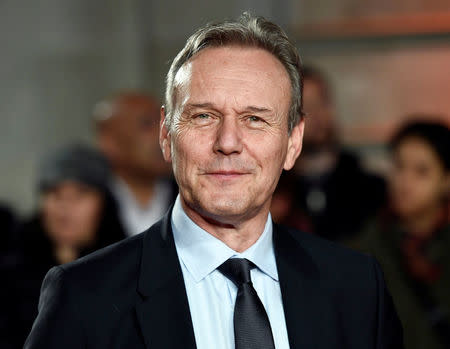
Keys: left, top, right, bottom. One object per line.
{"left": 180, "top": 198, "right": 269, "bottom": 253}
{"left": 116, "top": 170, "right": 156, "bottom": 207}
{"left": 54, "top": 245, "right": 78, "bottom": 265}
{"left": 401, "top": 204, "right": 444, "bottom": 238}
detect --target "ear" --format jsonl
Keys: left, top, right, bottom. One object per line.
{"left": 283, "top": 119, "right": 304, "bottom": 171}
{"left": 159, "top": 106, "right": 172, "bottom": 163}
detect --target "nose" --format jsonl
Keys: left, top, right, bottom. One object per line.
{"left": 213, "top": 115, "right": 243, "bottom": 155}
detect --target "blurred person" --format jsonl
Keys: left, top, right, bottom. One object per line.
{"left": 272, "top": 65, "right": 386, "bottom": 241}
{"left": 10, "top": 144, "right": 126, "bottom": 347}
{"left": 0, "top": 204, "right": 18, "bottom": 349}
{"left": 0, "top": 203, "right": 17, "bottom": 257}
{"left": 353, "top": 120, "right": 450, "bottom": 349}
{"left": 94, "top": 92, "right": 177, "bottom": 236}
{"left": 25, "top": 14, "right": 402, "bottom": 349}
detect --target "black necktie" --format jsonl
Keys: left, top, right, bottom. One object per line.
{"left": 218, "top": 258, "right": 276, "bottom": 349}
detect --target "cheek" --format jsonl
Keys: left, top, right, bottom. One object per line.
{"left": 42, "top": 198, "right": 63, "bottom": 225}
{"left": 70, "top": 198, "right": 103, "bottom": 229}
{"left": 391, "top": 171, "right": 442, "bottom": 207}
{"left": 389, "top": 173, "right": 405, "bottom": 194}
{"left": 173, "top": 131, "right": 212, "bottom": 168}
{"left": 250, "top": 136, "right": 287, "bottom": 173}
{"left": 42, "top": 199, "right": 57, "bottom": 218}
{"left": 171, "top": 138, "right": 197, "bottom": 185}
{"left": 422, "top": 177, "right": 446, "bottom": 201}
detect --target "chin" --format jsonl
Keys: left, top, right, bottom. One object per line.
{"left": 193, "top": 194, "right": 252, "bottom": 221}
{"left": 182, "top": 183, "right": 265, "bottom": 220}
{"left": 205, "top": 197, "right": 245, "bottom": 213}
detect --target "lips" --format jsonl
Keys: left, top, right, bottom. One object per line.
{"left": 209, "top": 170, "right": 246, "bottom": 175}
{"left": 204, "top": 170, "right": 250, "bottom": 180}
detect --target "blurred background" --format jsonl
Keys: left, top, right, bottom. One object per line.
{"left": 1, "top": 0, "right": 450, "bottom": 214}
{"left": 1, "top": 1, "right": 450, "bottom": 349}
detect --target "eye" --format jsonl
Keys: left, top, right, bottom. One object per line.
{"left": 191, "top": 112, "right": 215, "bottom": 125}
{"left": 248, "top": 115, "right": 262, "bottom": 122}
{"left": 242, "top": 114, "right": 269, "bottom": 130}
{"left": 246, "top": 115, "right": 268, "bottom": 128}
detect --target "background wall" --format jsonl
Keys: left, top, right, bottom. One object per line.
{"left": 1, "top": 0, "right": 449, "bottom": 214}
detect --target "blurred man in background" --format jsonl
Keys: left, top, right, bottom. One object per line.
{"left": 273, "top": 66, "right": 386, "bottom": 242}
{"left": 94, "top": 92, "right": 177, "bottom": 236}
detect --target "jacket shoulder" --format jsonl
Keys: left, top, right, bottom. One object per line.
{"left": 58, "top": 230, "right": 146, "bottom": 294}
{"left": 276, "top": 224, "right": 376, "bottom": 281}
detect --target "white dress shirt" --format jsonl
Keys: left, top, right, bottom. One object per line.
{"left": 111, "top": 177, "right": 173, "bottom": 236}
{"left": 171, "top": 196, "right": 290, "bottom": 349}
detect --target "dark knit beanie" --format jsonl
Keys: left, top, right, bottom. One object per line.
{"left": 37, "top": 144, "right": 111, "bottom": 193}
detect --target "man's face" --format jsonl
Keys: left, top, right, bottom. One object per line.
{"left": 105, "top": 96, "right": 171, "bottom": 179}
{"left": 160, "top": 46, "right": 303, "bottom": 224}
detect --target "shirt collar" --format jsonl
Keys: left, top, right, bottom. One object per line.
{"left": 171, "top": 195, "right": 278, "bottom": 283}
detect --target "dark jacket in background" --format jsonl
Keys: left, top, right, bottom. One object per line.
{"left": 352, "top": 215, "right": 450, "bottom": 349}
{"left": 0, "top": 204, "right": 17, "bottom": 255}
{"left": 0, "top": 204, "right": 19, "bottom": 349}
{"left": 278, "top": 150, "right": 386, "bottom": 242}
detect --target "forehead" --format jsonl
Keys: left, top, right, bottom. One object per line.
{"left": 108, "top": 96, "right": 160, "bottom": 134}
{"left": 175, "top": 46, "right": 291, "bottom": 111}
{"left": 395, "top": 137, "right": 445, "bottom": 167}
{"left": 44, "top": 180, "right": 94, "bottom": 194}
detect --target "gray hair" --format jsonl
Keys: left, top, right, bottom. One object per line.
{"left": 164, "top": 12, "right": 304, "bottom": 134}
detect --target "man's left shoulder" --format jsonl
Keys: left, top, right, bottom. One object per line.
{"left": 275, "top": 222, "right": 403, "bottom": 347}
{"left": 275, "top": 224, "right": 378, "bottom": 284}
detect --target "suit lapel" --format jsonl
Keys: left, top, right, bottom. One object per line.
{"left": 274, "top": 224, "right": 325, "bottom": 349}
{"left": 135, "top": 210, "right": 196, "bottom": 349}
{"left": 134, "top": 213, "right": 327, "bottom": 349}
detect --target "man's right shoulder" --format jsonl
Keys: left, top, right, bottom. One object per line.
{"left": 25, "top": 225, "right": 164, "bottom": 349}
{"left": 55, "top": 229, "right": 148, "bottom": 295}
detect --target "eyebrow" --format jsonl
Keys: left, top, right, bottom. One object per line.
{"left": 185, "top": 103, "right": 273, "bottom": 114}
{"left": 244, "top": 106, "right": 272, "bottom": 114}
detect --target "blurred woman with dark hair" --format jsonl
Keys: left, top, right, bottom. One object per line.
{"left": 8, "top": 144, "right": 126, "bottom": 348}
{"left": 21, "top": 144, "right": 126, "bottom": 265}
{"left": 354, "top": 119, "right": 450, "bottom": 349}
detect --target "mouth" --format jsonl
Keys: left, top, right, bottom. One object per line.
{"left": 204, "top": 170, "right": 250, "bottom": 180}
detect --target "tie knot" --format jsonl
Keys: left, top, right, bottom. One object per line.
{"left": 218, "top": 258, "right": 256, "bottom": 286}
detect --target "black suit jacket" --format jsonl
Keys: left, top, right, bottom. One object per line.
{"left": 24, "top": 210, "right": 403, "bottom": 348}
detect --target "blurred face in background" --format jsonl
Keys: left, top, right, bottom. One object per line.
{"left": 99, "top": 95, "right": 171, "bottom": 180}
{"left": 41, "top": 181, "right": 103, "bottom": 247}
{"left": 302, "top": 78, "right": 336, "bottom": 152}
{"left": 389, "top": 137, "right": 449, "bottom": 219}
